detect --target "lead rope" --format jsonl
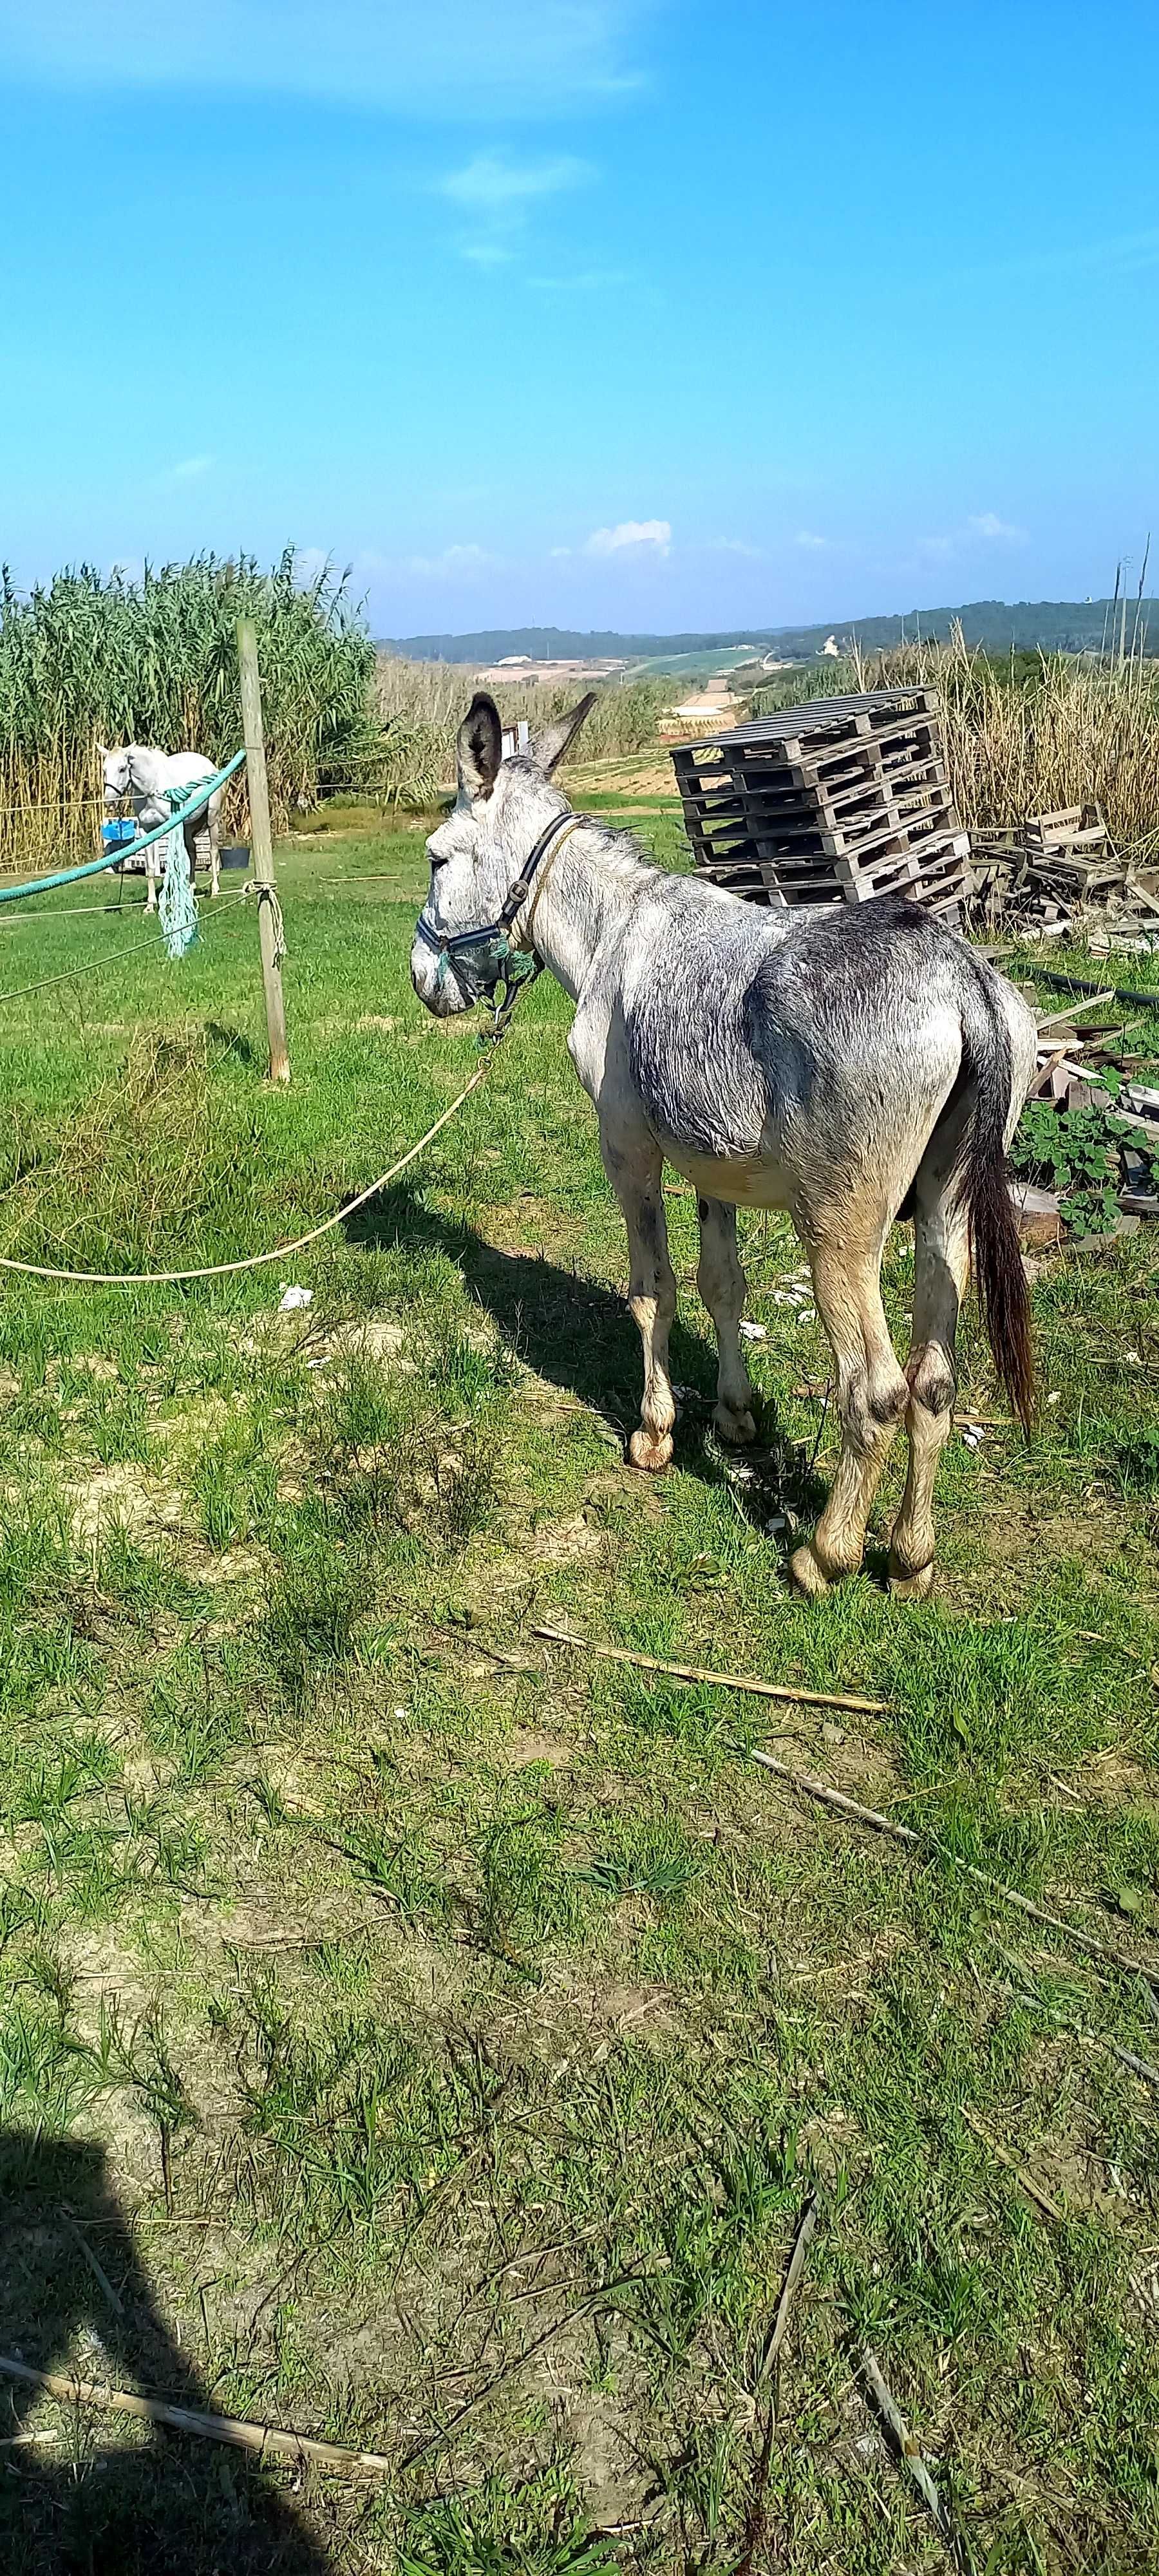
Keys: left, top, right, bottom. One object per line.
{"left": 0, "top": 1051, "right": 496, "bottom": 1287}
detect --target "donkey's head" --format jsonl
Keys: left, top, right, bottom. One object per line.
{"left": 411, "top": 690, "right": 594, "bottom": 1016}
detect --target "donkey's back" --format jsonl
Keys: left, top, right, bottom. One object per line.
{"left": 607, "top": 882, "right": 1034, "bottom": 1217}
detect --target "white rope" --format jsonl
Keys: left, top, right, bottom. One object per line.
{"left": 0, "top": 1056, "right": 495, "bottom": 1287}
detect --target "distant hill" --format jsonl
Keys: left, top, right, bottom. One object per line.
{"left": 384, "top": 602, "right": 1158, "bottom": 663}
{"left": 382, "top": 625, "right": 769, "bottom": 662}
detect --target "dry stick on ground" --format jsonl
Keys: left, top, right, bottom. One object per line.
{"left": 744, "top": 1747, "right": 1159, "bottom": 1991}
{"left": 532, "top": 1625, "right": 889, "bottom": 1716}
{"left": 0, "top": 2354, "right": 393, "bottom": 2476}
{"left": 961, "top": 2109, "right": 1066, "bottom": 2226}
{"left": 860, "top": 2348, "right": 974, "bottom": 2571}
{"left": 737, "top": 2192, "right": 820, "bottom": 2576}
{"left": 995, "top": 1975, "right": 1159, "bottom": 2090}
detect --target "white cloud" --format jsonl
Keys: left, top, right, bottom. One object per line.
{"left": 794, "top": 529, "right": 829, "bottom": 551}
{"left": 968, "top": 511, "right": 1026, "bottom": 541}
{"left": 0, "top": 3, "right": 652, "bottom": 116}
{"left": 710, "top": 537, "right": 762, "bottom": 558}
{"left": 406, "top": 542, "right": 497, "bottom": 580}
{"left": 442, "top": 151, "right": 592, "bottom": 265}
{"left": 917, "top": 512, "right": 1028, "bottom": 562}
{"left": 527, "top": 267, "right": 632, "bottom": 292}
{"left": 441, "top": 153, "right": 591, "bottom": 212}
{"left": 158, "top": 453, "right": 213, "bottom": 485}
{"left": 585, "top": 518, "right": 671, "bottom": 556}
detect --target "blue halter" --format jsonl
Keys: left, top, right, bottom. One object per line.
{"left": 414, "top": 811, "right": 576, "bottom": 1009}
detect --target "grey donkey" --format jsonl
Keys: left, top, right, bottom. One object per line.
{"left": 411, "top": 692, "right": 1037, "bottom": 1599}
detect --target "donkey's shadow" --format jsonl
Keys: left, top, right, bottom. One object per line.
{"left": 346, "top": 1187, "right": 828, "bottom": 1531}
{"left": 0, "top": 2131, "right": 330, "bottom": 2575}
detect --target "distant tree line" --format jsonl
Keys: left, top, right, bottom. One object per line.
{"left": 388, "top": 602, "right": 1158, "bottom": 665}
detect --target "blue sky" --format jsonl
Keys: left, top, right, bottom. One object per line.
{"left": 1, "top": 0, "right": 1156, "bottom": 638}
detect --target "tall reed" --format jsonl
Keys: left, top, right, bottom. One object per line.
{"left": 852, "top": 626, "right": 1159, "bottom": 849}
{"left": 0, "top": 552, "right": 376, "bottom": 872}
{"left": 372, "top": 658, "right": 677, "bottom": 808}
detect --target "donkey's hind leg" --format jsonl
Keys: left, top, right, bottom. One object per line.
{"left": 888, "top": 1181, "right": 971, "bottom": 1600}
{"left": 697, "top": 1196, "right": 756, "bottom": 1444}
{"left": 789, "top": 1228, "right": 909, "bottom": 1599}
{"left": 601, "top": 1122, "right": 677, "bottom": 1473}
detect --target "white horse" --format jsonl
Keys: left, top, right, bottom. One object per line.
{"left": 412, "top": 692, "right": 1038, "bottom": 1602}
{"left": 101, "top": 746, "right": 223, "bottom": 911}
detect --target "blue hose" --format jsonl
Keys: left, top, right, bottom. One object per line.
{"left": 0, "top": 750, "right": 247, "bottom": 904}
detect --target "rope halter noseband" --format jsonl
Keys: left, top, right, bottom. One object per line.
{"left": 414, "top": 810, "right": 581, "bottom": 1012}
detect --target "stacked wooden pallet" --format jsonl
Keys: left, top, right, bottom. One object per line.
{"left": 672, "top": 688, "right": 970, "bottom": 915}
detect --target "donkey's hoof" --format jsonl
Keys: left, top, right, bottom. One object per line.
{"left": 789, "top": 1542, "right": 831, "bottom": 1599}
{"left": 628, "top": 1428, "right": 674, "bottom": 1473}
{"left": 715, "top": 1401, "right": 757, "bottom": 1447}
{"left": 888, "top": 1557, "right": 935, "bottom": 1602}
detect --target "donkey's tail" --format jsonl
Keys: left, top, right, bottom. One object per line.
{"left": 954, "top": 966, "right": 1035, "bottom": 1432}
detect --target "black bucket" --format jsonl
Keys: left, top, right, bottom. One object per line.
{"left": 220, "top": 846, "right": 250, "bottom": 872}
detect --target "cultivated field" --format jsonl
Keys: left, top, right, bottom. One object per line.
{"left": 1, "top": 789, "right": 1158, "bottom": 2574}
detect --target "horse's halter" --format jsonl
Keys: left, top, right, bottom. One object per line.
{"left": 415, "top": 810, "right": 581, "bottom": 1009}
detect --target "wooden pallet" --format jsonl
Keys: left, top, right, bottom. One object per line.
{"left": 678, "top": 750, "right": 952, "bottom": 833}
{"left": 722, "top": 826, "right": 971, "bottom": 914}
{"left": 674, "top": 690, "right": 968, "bottom": 918}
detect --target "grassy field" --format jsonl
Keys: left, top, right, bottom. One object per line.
{"left": 1, "top": 786, "right": 1158, "bottom": 2575}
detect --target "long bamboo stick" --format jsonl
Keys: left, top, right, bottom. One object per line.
{"left": 0, "top": 2354, "right": 393, "bottom": 2475}
{"left": 531, "top": 1625, "right": 888, "bottom": 1716}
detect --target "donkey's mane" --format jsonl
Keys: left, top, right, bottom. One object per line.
{"left": 571, "top": 810, "right": 657, "bottom": 886}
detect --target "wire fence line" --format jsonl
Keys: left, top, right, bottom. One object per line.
{"left": 0, "top": 887, "right": 254, "bottom": 1013}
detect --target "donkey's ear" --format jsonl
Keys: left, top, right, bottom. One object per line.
{"left": 457, "top": 692, "right": 504, "bottom": 801}
{"left": 531, "top": 691, "right": 597, "bottom": 778}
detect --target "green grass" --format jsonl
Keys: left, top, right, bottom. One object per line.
{"left": 0, "top": 796, "right": 1158, "bottom": 2573}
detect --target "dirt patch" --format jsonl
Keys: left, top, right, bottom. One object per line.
{"left": 506, "top": 1727, "right": 574, "bottom": 1770}
{"left": 529, "top": 1511, "right": 606, "bottom": 1569}
{"left": 65, "top": 1462, "right": 184, "bottom": 1547}
{"left": 64, "top": 1927, "right": 156, "bottom": 2016}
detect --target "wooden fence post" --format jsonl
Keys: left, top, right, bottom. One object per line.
{"left": 236, "top": 618, "right": 290, "bottom": 1084}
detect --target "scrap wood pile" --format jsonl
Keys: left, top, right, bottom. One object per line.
{"left": 971, "top": 803, "right": 1159, "bottom": 947}
{"left": 1007, "top": 971, "right": 1159, "bottom": 1245}
{"left": 672, "top": 688, "right": 971, "bottom": 915}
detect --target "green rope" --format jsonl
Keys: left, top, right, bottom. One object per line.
{"left": 158, "top": 813, "right": 200, "bottom": 960}
{"left": 0, "top": 751, "right": 247, "bottom": 905}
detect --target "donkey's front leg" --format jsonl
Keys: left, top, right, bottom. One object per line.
{"left": 601, "top": 1124, "right": 677, "bottom": 1472}
{"left": 697, "top": 1195, "right": 756, "bottom": 1444}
